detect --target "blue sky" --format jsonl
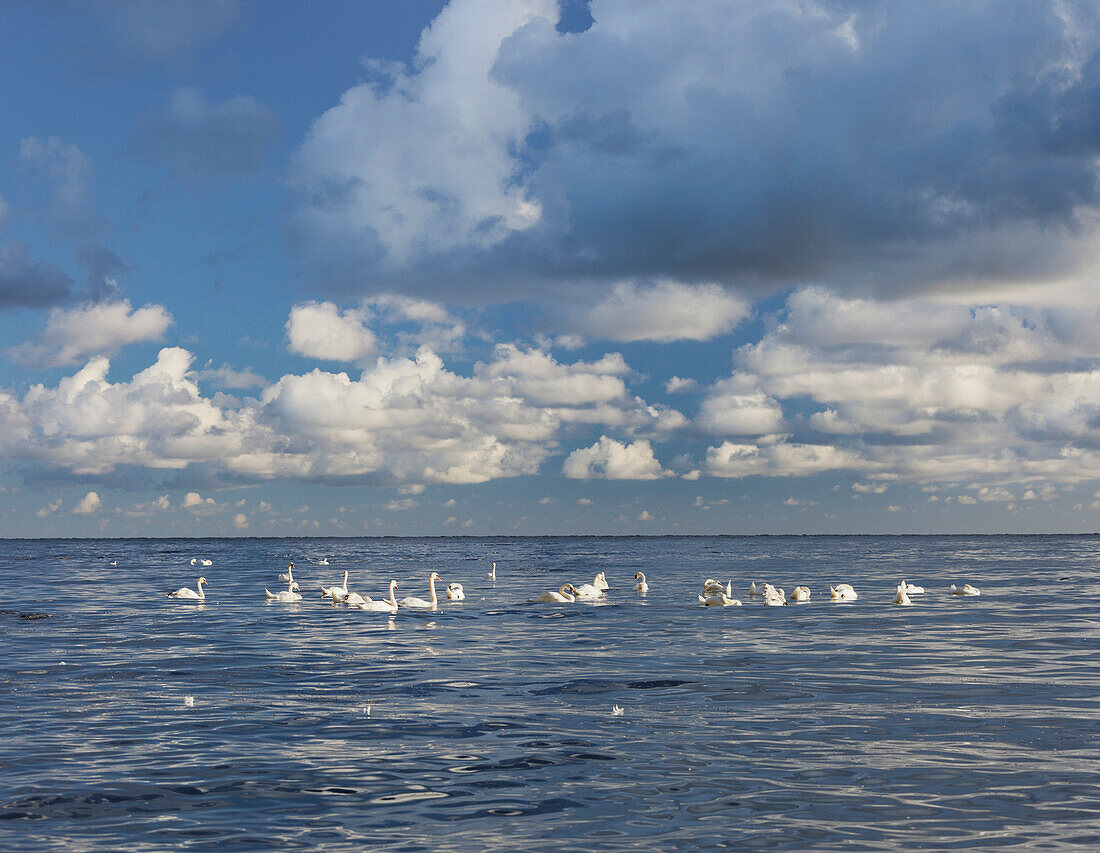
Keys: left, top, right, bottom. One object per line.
{"left": 2, "top": 0, "right": 1100, "bottom": 536}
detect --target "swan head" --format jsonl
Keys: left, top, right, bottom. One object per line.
{"left": 197, "top": 576, "right": 208, "bottom": 585}
{"left": 634, "top": 572, "right": 645, "bottom": 580}
{"left": 429, "top": 572, "right": 441, "bottom": 581}
{"left": 291, "top": 582, "right": 300, "bottom": 591}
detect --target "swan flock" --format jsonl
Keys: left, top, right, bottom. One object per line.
{"left": 166, "top": 560, "right": 983, "bottom": 613}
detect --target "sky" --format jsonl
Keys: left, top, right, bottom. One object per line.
{"left": 2, "top": 0, "right": 1100, "bottom": 537}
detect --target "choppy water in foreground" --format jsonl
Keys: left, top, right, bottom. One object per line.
{"left": 1, "top": 535, "right": 1099, "bottom": 850}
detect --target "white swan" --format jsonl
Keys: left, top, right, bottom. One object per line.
{"left": 749, "top": 581, "right": 762, "bottom": 597}
{"left": 903, "top": 582, "right": 925, "bottom": 594}
{"left": 265, "top": 581, "right": 302, "bottom": 602}
{"left": 949, "top": 583, "right": 981, "bottom": 596}
{"left": 762, "top": 584, "right": 787, "bottom": 606}
{"left": 574, "top": 572, "right": 610, "bottom": 598}
{"left": 200, "top": 559, "right": 212, "bottom": 567}
{"left": 790, "top": 586, "right": 811, "bottom": 601}
{"left": 634, "top": 572, "right": 649, "bottom": 593}
{"left": 321, "top": 570, "right": 350, "bottom": 600}
{"left": 399, "top": 572, "right": 441, "bottom": 610}
{"left": 357, "top": 581, "right": 399, "bottom": 613}
{"left": 190, "top": 558, "right": 198, "bottom": 566}
{"left": 342, "top": 591, "right": 370, "bottom": 606}
{"left": 830, "top": 583, "right": 858, "bottom": 601}
{"left": 446, "top": 583, "right": 465, "bottom": 601}
{"left": 318, "top": 557, "right": 329, "bottom": 566}
{"left": 167, "top": 577, "right": 208, "bottom": 600}
{"left": 893, "top": 581, "right": 913, "bottom": 606}
{"left": 534, "top": 584, "right": 578, "bottom": 603}
{"left": 485, "top": 561, "right": 497, "bottom": 580}
{"left": 278, "top": 562, "right": 295, "bottom": 583}
{"left": 699, "top": 592, "right": 742, "bottom": 606}
{"left": 702, "top": 579, "right": 732, "bottom": 596}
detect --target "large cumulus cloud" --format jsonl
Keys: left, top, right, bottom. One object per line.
{"left": 699, "top": 287, "right": 1100, "bottom": 485}
{"left": 0, "top": 337, "right": 684, "bottom": 488}
{"left": 291, "top": 0, "right": 1100, "bottom": 301}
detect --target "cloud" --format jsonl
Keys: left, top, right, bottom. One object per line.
{"left": 575, "top": 281, "right": 751, "bottom": 343}
{"left": 291, "top": 0, "right": 551, "bottom": 277}
{"left": 233, "top": 512, "right": 248, "bottom": 529}
{"left": 705, "top": 440, "right": 870, "bottom": 479}
{"left": 182, "top": 491, "right": 215, "bottom": 509}
{"left": 698, "top": 387, "right": 785, "bottom": 436}
{"left": 698, "top": 285, "right": 1100, "bottom": 486}
{"left": 0, "top": 335, "right": 678, "bottom": 489}
{"left": 0, "top": 242, "right": 74, "bottom": 311}
{"left": 286, "top": 301, "right": 375, "bottom": 362}
{"left": 193, "top": 364, "right": 266, "bottom": 389}
{"left": 80, "top": 0, "right": 242, "bottom": 67}
{"left": 73, "top": 491, "right": 101, "bottom": 514}
{"left": 19, "top": 136, "right": 123, "bottom": 296}
{"left": 562, "top": 436, "right": 668, "bottom": 480}
{"left": 291, "top": 0, "right": 1100, "bottom": 303}
{"left": 130, "top": 88, "right": 280, "bottom": 176}
{"left": 36, "top": 498, "right": 62, "bottom": 517}
{"left": 664, "top": 376, "right": 698, "bottom": 394}
{"left": 10, "top": 299, "right": 172, "bottom": 367}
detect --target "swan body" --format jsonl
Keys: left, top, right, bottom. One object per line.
{"left": 200, "top": 559, "right": 212, "bottom": 567}
{"left": 167, "top": 577, "right": 208, "bottom": 600}
{"left": 699, "top": 592, "right": 741, "bottom": 606}
{"left": 342, "top": 591, "right": 370, "bottom": 606}
{"left": 830, "top": 583, "right": 858, "bottom": 601}
{"left": 633, "top": 572, "right": 649, "bottom": 593}
{"left": 893, "top": 581, "right": 913, "bottom": 606}
{"left": 357, "top": 581, "right": 399, "bottom": 613}
{"left": 446, "top": 583, "right": 465, "bottom": 601}
{"left": 574, "top": 572, "right": 610, "bottom": 598}
{"left": 318, "top": 557, "right": 329, "bottom": 565}
{"left": 485, "top": 561, "right": 497, "bottom": 580}
{"left": 790, "top": 586, "right": 811, "bottom": 601}
{"left": 749, "top": 581, "right": 762, "bottom": 597}
{"left": 534, "top": 584, "right": 578, "bottom": 603}
{"left": 903, "top": 582, "right": 925, "bottom": 594}
{"left": 399, "top": 572, "right": 441, "bottom": 610}
{"left": 278, "top": 562, "right": 295, "bottom": 583}
{"left": 265, "top": 581, "right": 301, "bottom": 602}
{"left": 950, "top": 583, "right": 981, "bottom": 596}
{"left": 321, "top": 570, "right": 350, "bottom": 601}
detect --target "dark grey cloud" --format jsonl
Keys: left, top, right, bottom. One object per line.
{"left": 291, "top": 0, "right": 1100, "bottom": 302}
{"left": 0, "top": 241, "right": 74, "bottom": 311}
{"left": 130, "top": 88, "right": 281, "bottom": 177}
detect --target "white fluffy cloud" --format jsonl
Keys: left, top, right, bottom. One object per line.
{"left": 577, "top": 281, "right": 751, "bottom": 343}
{"left": 699, "top": 387, "right": 785, "bottom": 436}
{"left": 286, "top": 301, "right": 375, "bottom": 361}
{"left": 562, "top": 436, "right": 668, "bottom": 480}
{"left": 0, "top": 329, "right": 683, "bottom": 489}
{"left": 10, "top": 300, "right": 172, "bottom": 367}
{"left": 699, "top": 286, "right": 1100, "bottom": 485}
{"left": 292, "top": 0, "right": 551, "bottom": 266}
{"left": 73, "top": 491, "right": 101, "bottom": 514}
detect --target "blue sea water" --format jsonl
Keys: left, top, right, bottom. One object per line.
{"left": 1, "top": 535, "right": 1098, "bottom": 851}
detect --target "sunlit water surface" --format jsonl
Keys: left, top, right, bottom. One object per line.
{"left": 2, "top": 536, "right": 1099, "bottom": 850}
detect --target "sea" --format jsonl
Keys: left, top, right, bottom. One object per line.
{"left": 1, "top": 535, "right": 1098, "bottom": 850}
